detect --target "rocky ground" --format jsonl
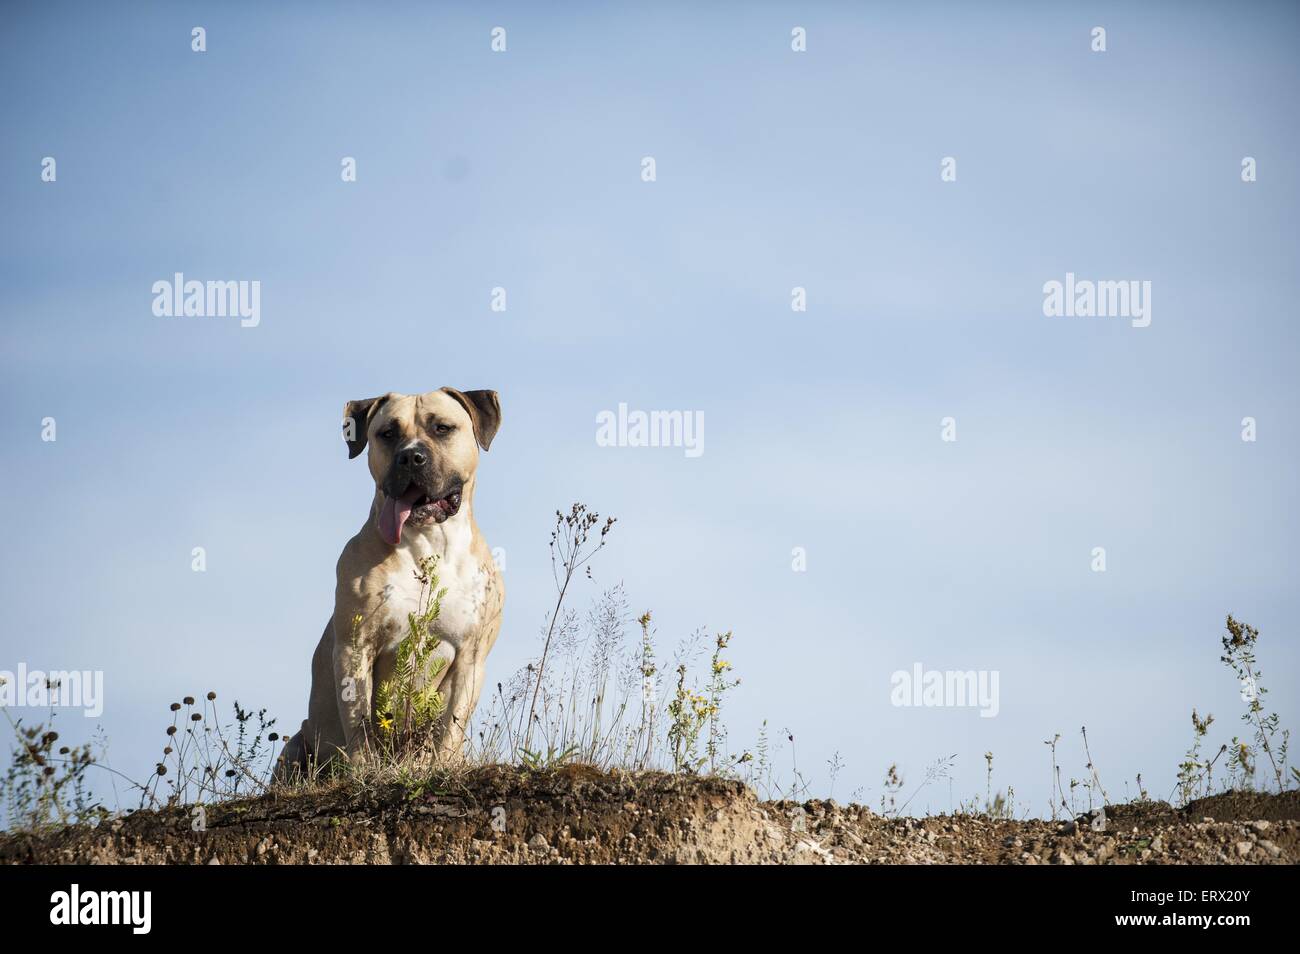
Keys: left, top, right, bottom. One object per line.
{"left": 1, "top": 766, "right": 1296, "bottom": 864}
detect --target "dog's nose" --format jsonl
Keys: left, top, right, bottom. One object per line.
{"left": 397, "top": 448, "right": 427, "bottom": 468}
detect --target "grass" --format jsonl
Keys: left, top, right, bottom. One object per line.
{"left": 468, "top": 506, "right": 748, "bottom": 778}
{"left": 1, "top": 687, "right": 281, "bottom": 831}
{"left": 1171, "top": 613, "right": 1295, "bottom": 803}
{"left": 0, "top": 501, "right": 759, "bottom": 831}
{"left": 2, "top": 510, "right": 1297, "bottom": 834}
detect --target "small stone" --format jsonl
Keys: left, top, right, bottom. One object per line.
{"left": 792, "top": 839, "right": 832, "bottom": 864}
{"left": 1235, "top": 841, "right": 1253, "bottom": 858}
{"left": 529, "top": 834, "right": 549, "bottom": 849}
{"left": 1150, "top": 835, "right": 1164, "bottom": 853}
{"left": 1250, "top": 820, "right": 1271, "bottom": 834}
{"left": 1258, "top": 840, "right": 1282, "bottom": 858}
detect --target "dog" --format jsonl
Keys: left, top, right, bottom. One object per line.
{"left": 278, "top": 387, "right": 504, "bottom": 777}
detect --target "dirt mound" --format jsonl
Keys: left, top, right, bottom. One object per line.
{"left": 1185, "top": 789, "right": 1300, "bottom": 824}
{"left": 2, "top": 766, "right": 1296, "bottom": 865}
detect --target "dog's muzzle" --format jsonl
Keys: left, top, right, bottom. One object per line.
{"left": 377, "top": 444, "right": 463, "bottom": 545}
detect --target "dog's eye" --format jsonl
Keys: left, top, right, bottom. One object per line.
{"left": 379, "top": 426, "right": 398, "bottom": 441}
{"left": 434, "top": 423, "right": 453, "bottom": 436}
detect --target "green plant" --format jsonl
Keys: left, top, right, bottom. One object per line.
{"left": 2, "top": 679, "right": 286, "bottom": 832}
{"left": 747, "top": 721, "right": 774, "bottom": 797}
{"left": 143, "top": 693, "right": 281, "bottom": 808}
{"left": 780, "top": 728, "right": 811, "bottom": 799}
{"left": 661, "top": 634, "right": 744, "bottom": 777}
{"left": 1, "top": 692, "right": 105, "bottom": 832}
{"left": 467, "top": 504, "right": 748, "bottom": 781}
{"left": 371, "top": 555, "right": 449, "bottom": 760}
{"left": 879, "top": 763, "right": 903, "bottom": 815}
{"left": 1080, "top": 725, "right": 1109, "bottom": 808}
{"left": 635, "top": 611, "right": 657, "bottom": 767}
{"left": 826, "top": 750, "right": 844, "bottom": 801}
{"left": 1043, "top": 733, "right": 1062, "bottom": 820}
{"left": 519, "top": 743, "right": 579, "bottom": 771}
{"left": 976, "top": 751, "right": 1015, "bottom": 819}
{"left": 667, "top": 663, "right": 710, "bottom": 773}
{"left": 892, "top": 754, "right": 956, "bottom": 817}
{"left": 1220, "top": 614, "right": 1289, "bottom": 793}
{"left": 704, "top": 632, "right": 740, "bottom": 773}
{"left": 521, "top": 504, "right": 615, "bottom": 752}
{"left": 1176, "top": 708, "right": 1224, "bottom": 804}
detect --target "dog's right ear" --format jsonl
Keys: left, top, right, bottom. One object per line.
{"left": 342, "top": 394, "right": 391, "bottom": 459}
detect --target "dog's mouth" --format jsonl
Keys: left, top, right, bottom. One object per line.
{"left": 377, "top": 483, "right": 463, "bottom": 545}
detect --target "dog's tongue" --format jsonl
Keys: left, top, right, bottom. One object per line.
{"left": 378, "top": 488, "right": 424, "bottom": 546}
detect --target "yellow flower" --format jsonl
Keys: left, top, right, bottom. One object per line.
{"left": 378, "top": 715, "right": 394, "bottom": 733}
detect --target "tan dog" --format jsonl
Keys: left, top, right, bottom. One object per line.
{"left": 278, "top": 388, "right": 504, "bottom": 776}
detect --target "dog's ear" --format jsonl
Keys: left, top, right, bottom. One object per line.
{"left": 441, "top": 388, "right": 501, "bottom": 451}
{"left": 342, "top": 394, "right": 392, "bottom": 459}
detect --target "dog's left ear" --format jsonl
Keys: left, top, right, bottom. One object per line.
{"left": 342, "top": 393, "right": 392, "bottom": 459}
{"left": 442, "top": 388, "right": 501, "bottom": 451}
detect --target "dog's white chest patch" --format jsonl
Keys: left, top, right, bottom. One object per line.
{"left": 378, "top": 521, "right": 490, "bottom": 652}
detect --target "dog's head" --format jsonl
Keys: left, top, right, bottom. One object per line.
{"left": 342, "top": 388, "right": 501, "bottom": 546}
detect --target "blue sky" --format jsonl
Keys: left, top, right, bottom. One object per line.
{"left": 2, "top": 0, "right": 1297, "bottom": 815}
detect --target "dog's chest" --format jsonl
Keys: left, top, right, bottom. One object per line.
{"left": 376, "top": 531, "right": 491, "bottom": 652}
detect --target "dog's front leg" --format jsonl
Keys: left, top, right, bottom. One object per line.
{"left": 433, "top": 649, "right": 483, "bottom": 763}
{"left": 332, "top": 620, "right": 374, "bottom": 759}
